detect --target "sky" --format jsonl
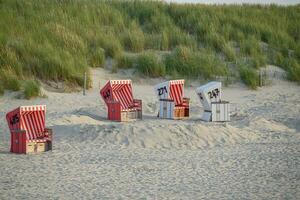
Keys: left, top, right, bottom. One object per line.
{"left": 165, "top": 0, "right": 300, "bottom": 5}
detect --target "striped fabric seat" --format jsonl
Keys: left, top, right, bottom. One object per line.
{"left": 20, "top": 105, "right": 46, "bottom": 140}
{"left": 6, "top": 105, "right": 47, "bottom": 141}
{"left": 169, "top": 80, "right": 184, "bottom": 106}
{"left": 101, "top": 80, "right": 138, "bottom": 111}
{"left": 155, "top": 80, "right": 185, "bottom": 106}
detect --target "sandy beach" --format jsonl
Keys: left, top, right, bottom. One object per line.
{"left": 0, "top": 68, "right": 299, "bottom": 199}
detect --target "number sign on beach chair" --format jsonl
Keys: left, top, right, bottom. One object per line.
{"left": 154, "top": 79, "right": 189, "bottom": 119}
{"left": 196, "top": 81, "right": 230, "bottom": 122}
{"left": 6, "top": 105, "right": 53, "bottom": 154}
{"left": 100, "top": 80, "right": 142, "bottom": 121}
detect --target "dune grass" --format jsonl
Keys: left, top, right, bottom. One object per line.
{"left": 116, "top": 55, "right": 135, "bottom": 69}
{"left": 0, "top": 67, "right": 21, "bottom": 91}
{"left": 222, "top": 43, "right": 237, "bottom": 62}
{"left": 165, "top": 46, "right": 228, "bottom": 79}
{"left": 283, "top": 58, "right": 300, "bottom": 82}
{"left": 239, "top": 66, "right": 259, "bottom": 89}
{"left": 24, "top": 80, "right": 41, "bottom": 99}
{"left": 0, "top": 84, "right": 4, "bottom": 96}
{"left": 136, "top": 52, "right": 165, "bottom": 77}
{"left": 0, "top": 0, "right": 299, "bottom": 94}
{"left": 89, "top": 48, "right": 105, "bottom": 68}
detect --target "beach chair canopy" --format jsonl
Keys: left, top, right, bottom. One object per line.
{"left": 196, "top": 81, "right": 222, "bottom": 110}
{"left": 100, "top": 80, "right": 134, "bottom": 110}
{"left": 6, "top": 105, "right": 46, "bottom": 140}
{"left": 154, "top": 79, "right": 184, "bottom": 105}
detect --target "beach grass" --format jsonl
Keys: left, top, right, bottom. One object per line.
{"left": 0, "top": 0, "right": 299, "bottom": 93}
{"left": 23, "top": 80, "right": 41, "bottom": 99}
{"left": 136, "top": 52, "right": 166, "bottom": 77}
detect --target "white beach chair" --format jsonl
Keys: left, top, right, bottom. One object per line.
{"left": 196, "top": 81, "right": 230, "bottom": 122}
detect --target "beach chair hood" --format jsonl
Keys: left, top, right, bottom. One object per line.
{"left": 196, "top": 81, "right": 222, "bottom": 110}
{"left": 6, "top": 105, "right": 46, "bottom": 140}
{"left": 100, "top": 80, "right": 134, "bottom": 110}
{"left": 154, "top": 79, "right": 184, "bottom": 105}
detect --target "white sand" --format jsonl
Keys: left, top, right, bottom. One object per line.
{"left": 0, "top": 68, "right": 299, "bottom": 199}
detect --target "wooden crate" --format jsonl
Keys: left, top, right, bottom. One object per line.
{"left": 26, "top": 141, "right": 50, "bottom": 154}
{"left": 174, "top": 107, "right": 186, "bottom": 119}
{"left": 211, "top": 101, "right": 230, "bottom": 122}
{"left": 26, "top": 142, "right": 36, "bottom": 154}
{"left": 37, "top": 142, "right": 46, "bottom": 152}
{"left": 121, "top": 110, "right": 142, "bottom": 122}
{"left": 184, "top": 107, "right": 189, "bottom": 117}
{"left": 159, "top": 99, "right": 189, "bottom": 119}
{"left": 159, "top": 99, "right": 174, "bottom": 119}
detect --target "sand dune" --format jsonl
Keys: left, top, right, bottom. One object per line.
{"left": 0, "top": 68, "right": 299, "bottom": 199}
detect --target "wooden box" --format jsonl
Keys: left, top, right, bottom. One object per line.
{"left": 174, "top": 107, "right": 185, "bottom": 119}
{"left": 26, "top": 142, "right": 36, "bottom": 154}
{"left": 211, "top": 101, "right": 230, "bottom": 122}
{"left": 37, "top": 142, "right": 46, "bottom": 152}
{"left": 121, "top": 110, "right": 142, "bottom": 122}
{"left": 159, "top": 99, "right": 174, "bottom": 119}
{"left": 159, "top": 99, "right": 189, "bottom": 119}
{"left": 26, "top": 141, "right": 50, "bottom": 153}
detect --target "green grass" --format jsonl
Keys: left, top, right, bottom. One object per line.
{"left": 288, "top": 64, "right": 300, "bottom": 82}
{"left": 116, "top": 55, "right": 135, "bottom": 69}
{"left": 101, "top": 38, "right": 123, "bottom": 59}
{"left": 122, "top": 21, "right": 145, "bottom": 52}
{"left": 0, "top": 67, "right": 21, "bottom": 91}
{"left": 136, "top": 52, "right": 165, "bottom": 77}
{"left": 240, "top": 36, "right": 262, "bottom": 57}
{"left": 89, "top": 47, "right": 105, "bottom": 68}
{"left": 165, "top": 46, "right": 227, "bottom": 79}
{"left": 0, "top": 84, "right": 4, "bottom": 96}
{"left": 222, "top": 43, "right": 236, "bottom": 62}
{"left": 239, "top": 66, "right": 259, "bottom": 89}
{"left": 282, "top": 58, "right": 300, "bottom": 82}
{"left": 0, "top": 0, "right": 299, "bottom": 92}
{"left": 23, "top": 80, "right": 41, "bottom": 99}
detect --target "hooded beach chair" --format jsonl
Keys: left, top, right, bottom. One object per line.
{"left": 100, "top": 80, "right": 142, "bottom": 121}
{"left": 6, "top": 105, "right": 53, "bottom": 154}
{"left": 196, "top": 81, "right": 230, "bottom": 122}
{"left": 154, "top": 79, "right": 189, "bottom": 119}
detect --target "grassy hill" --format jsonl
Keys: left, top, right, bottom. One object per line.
{"left": 0, "top": 0, "right": 299, "bottom": 96}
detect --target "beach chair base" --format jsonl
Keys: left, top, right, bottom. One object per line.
{"left": 201, "top": 101, "right": 230, "bottom": 122}
{"left": 10, "top": 129, "right": 53, "bottom": 154}
{"left": 211, "top": 101, "right": 230, "bottom": 122}
{"left": 107, "top": 100, "right": 142, "bottom": 122}
{"left": 26, "top": 141, "right": 52, "bottom": 154}
{"left": 121, "top": 110, "right": 142, "bottom": 122}
{"left": 173, "top": 107, "right": 189, "bottom": 119}
{"left": 159, "top": 99, "right": 189, "bottom": 120}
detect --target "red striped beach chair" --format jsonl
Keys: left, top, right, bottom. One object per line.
{"left": 154, "top": 80, "right": 189, "bottom": 119}
{"left": 6, "top": 105, "right": 53, "bottom": 154}
{"left": 100, "top": 80, "right": 142, "bottom": 121}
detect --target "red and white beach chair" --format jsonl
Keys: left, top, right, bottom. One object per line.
{"left": 6, "top": 105, "right": 53, "bottom": 154}
{"left": 100, "top": 80, "right": 142, "bottom": 121}
{"left": 154, "top": 79, "right": 189, "bottom": 119}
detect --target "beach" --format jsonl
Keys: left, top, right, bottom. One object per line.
{"left": 0, "top": 68, "right": 299, "bottom": 199}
